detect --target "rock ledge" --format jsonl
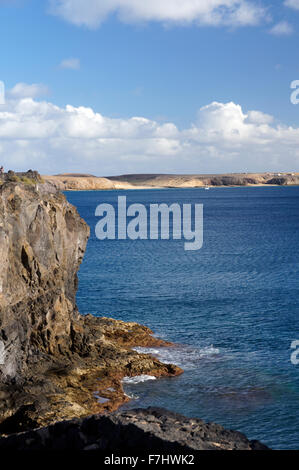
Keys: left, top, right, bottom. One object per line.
{"left": 0, "top": 407, "right": 269, "bottom": 451}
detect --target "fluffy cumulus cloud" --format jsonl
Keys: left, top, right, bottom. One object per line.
{"left": 48, "top": 0, "right": 267, "bottom": 29}
{"left": 0, "top": 84, "right": 299, "bottom": 174}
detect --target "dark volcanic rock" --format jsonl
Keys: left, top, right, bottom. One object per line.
{"left": 0, "top": 174, "right": 181, "bottom": 432}
{"left": 0, "top": 407, "right": 269, "bottom": 451}
{"left": 0, "top": 175, "right": 89, "bottom": 381}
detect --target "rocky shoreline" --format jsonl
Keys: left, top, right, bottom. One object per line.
{"left": 0, "top": 314, "right": 181, "bottom": 434}
{"left": 0, "top": 407, "right": 269, "bottom": 451}
{"left": 0, "top": 171, "right": 268, "bottom": 450}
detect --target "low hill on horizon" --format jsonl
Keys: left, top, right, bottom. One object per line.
{"left": 44, "top": 171, "right": 299, "bottom": 190}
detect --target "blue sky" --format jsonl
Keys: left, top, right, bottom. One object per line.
{"left": 1, "top": 0, "right": 299, "bottom": 175}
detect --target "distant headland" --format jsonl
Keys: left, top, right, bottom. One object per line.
{"left": 43, "top": 172, "right": 299, "bottom": 191}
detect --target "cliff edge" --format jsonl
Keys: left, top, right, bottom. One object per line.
{"left": 0, "top": 172, "right": 181, "bottom": 433}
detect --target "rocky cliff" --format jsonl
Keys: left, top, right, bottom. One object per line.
{"left": 0, "top": 171, "right": 268, "bottom": 451}
{"left": 0, "top": 173, "right": 89, "bottom": 380}
{"left": 0, "top": 172, "right": 181, "bottom": 433}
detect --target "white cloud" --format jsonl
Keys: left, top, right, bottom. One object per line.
{"left": 269, "top": 21, "right": 294, "bottom": 36}
{"left": 59, "top": 58, "right": 80, "bottom": 70}
{"left": 0, "top": 94, "right": 298, "bottom": 174}
{"left": 48, "top": 0, "right": 267, "bottom": 29}
{"left": 246, "top": 110, "right": 274, "bottom": 125}
{"left": 8, "top": 83, "right": 49, "bottom": 99}
{"left": 284, "top": 0, "right": 299, "bottom": 10}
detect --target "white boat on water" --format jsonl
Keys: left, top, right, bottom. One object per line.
{"left": 205, "top": 186, "right": 210, "bottom": 190}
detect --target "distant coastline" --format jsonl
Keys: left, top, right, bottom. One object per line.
{"left": 43, "top": 172, "right": 299, "bottom": 191}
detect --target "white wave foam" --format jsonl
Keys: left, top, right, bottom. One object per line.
{"left": 198, "top": 345, "right": 220, "bottom": 357}
{"left": 122, "top": 375, "right": 157, "bottom": 385}
{"left": 124, "top": 392, "right": 140, "bottom": 399}
{"left": 133, "top": 344, "right": 220, "bottom": 370}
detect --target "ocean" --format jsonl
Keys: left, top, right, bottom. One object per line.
{"left": 65, "top": 186, "right": 299, "bottom": 450}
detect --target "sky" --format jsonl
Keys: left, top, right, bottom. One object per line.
{"left": 1, "top": 0, "right": 299, "bottom": 175}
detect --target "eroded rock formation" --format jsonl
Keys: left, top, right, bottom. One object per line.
{"left": 0, "top": 174, "right": 181, "bottom": 433}
{"left": 0, "top": 174, "right": 88, "bottom": 379}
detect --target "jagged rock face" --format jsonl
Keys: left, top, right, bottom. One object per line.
{"left": 0, "top": 177, "right": 182, "bottom": 432}
{"left": 0, "top": 180, "right": 89, "bottom": 381}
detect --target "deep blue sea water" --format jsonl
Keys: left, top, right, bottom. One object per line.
{"left": 66, "top": 187, "right": 299, "bottom": 450}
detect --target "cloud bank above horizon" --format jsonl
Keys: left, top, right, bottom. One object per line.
{"left": 0, "top": 84, "right": 298, "bottom": 175}
{"left": 48, "top": 0, "right": 267, "bottom": 29}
